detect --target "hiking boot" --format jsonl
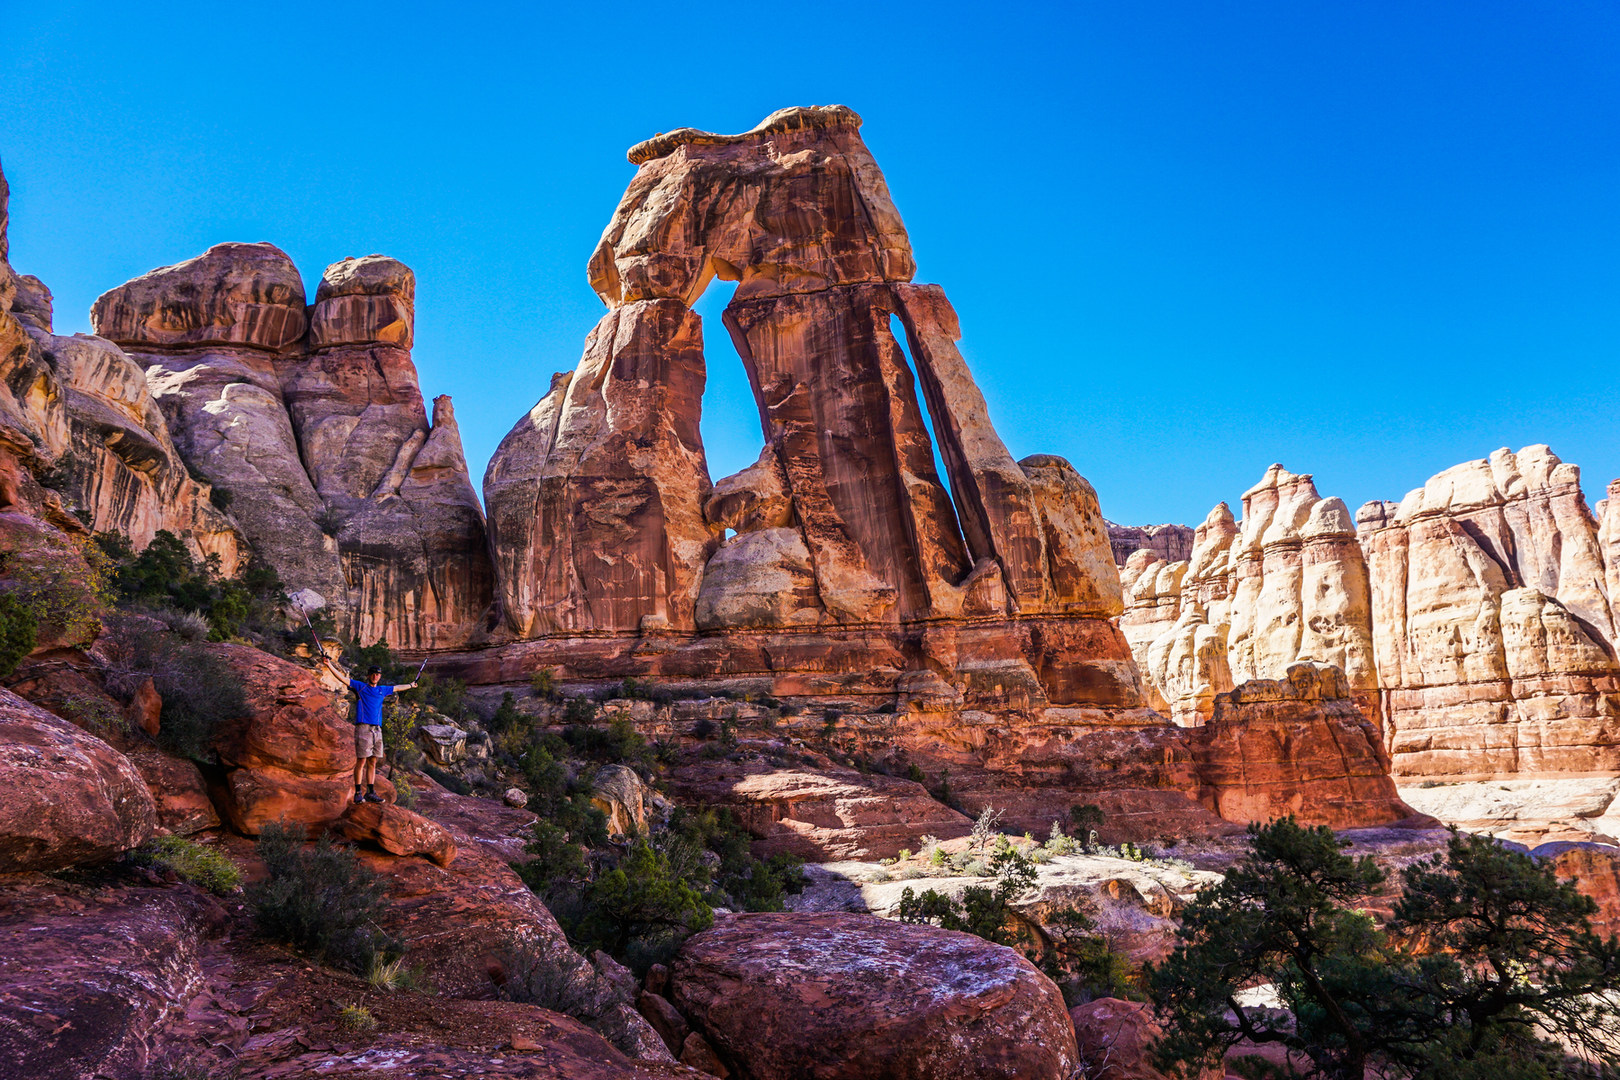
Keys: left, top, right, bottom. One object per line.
{"left": 363, "top": 791, "right": 385, "bottom": 803}
{"left": 352, "top": 789, "right": 365, "bottom": 804}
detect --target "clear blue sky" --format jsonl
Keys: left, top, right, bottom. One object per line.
{"left": 5, "top": 2, "right": 1618, "bottom": 527}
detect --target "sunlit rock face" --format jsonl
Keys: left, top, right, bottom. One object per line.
{"left": 480, "top": 105, "right": 1129, "bottom": 708}
{"left": 1120, "top": 467, "right": 1375, "bottom": 725}
{"left": 92, "top": 247, "right": 493, "bottom": 649}
{"left": 1358, "top": 445, "right": 1620, "bottom": 780}
{"left": 1123, "top": 449, "right": 1620, "bottom": 791}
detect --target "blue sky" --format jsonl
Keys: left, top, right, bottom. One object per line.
{"left": 5, "top": 1, "right": 1618, "bottom": 526}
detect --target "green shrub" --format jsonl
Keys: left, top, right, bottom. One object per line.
{"left": 249, "top": 822, "right": 398, "bottom": 974}
{"left": 392, "top": 775, "right": 418, "bottom": 809}
{"left": 100, "top": 530, "right": 286, "bottom": 642}
{"left": 570, "top": 840, "right": 713, "bottom": 968}
{"left": 129, "top": 835, "right": 242, "bottom": 895}
{"left": 0, "top": 592, "right": 37, "bottom": 677}
{"left": 515, "top": 819, "right": 590, "bottom": 892}
{"left": 337, "top": 1003, "right": 375, "bottom": 1032}
{"left": 110, "top": 626, "right": 248, "bottom": 762}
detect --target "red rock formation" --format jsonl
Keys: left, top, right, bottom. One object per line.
{"left": 669, "top": 911, "right": 1079, "bottom": 1080}
{"left": 0, "top": 879, "right": 223, "bottom": 1077}
{"left": 1543, "top": 841, "right": 1620, "bottom": 941}
{"left": 336, "top": 800, "right": 458, "bottom": 866}
{"left": 1069, "top": 998, "right": 1170, "bottom": 1080}
{"left": 210, "top": 643, "right": 391, "bottom": 835}
{"left": 0, "top": 687, "right": 156, "bottom": 871}
{"left": 1107, "top": 521, "right": 1195, "bottom": 567}
{"left": 1195, "top": 662, "right": 1410, "bottom": 828}
{"left": 665, "top": 759, "right": 972, "bottom": 860}
{"left": 91, "top": 246, "right": 493, "bottom": 649}
{"left": 479, "top": 105, "right": 1130, "bottom": 722}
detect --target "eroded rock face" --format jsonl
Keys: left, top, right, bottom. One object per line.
{"left": 1121, "top": 468, "right": 1374, "bottom": 725}
{"left": 480, "top": 105, "right": 1129, "bottom": 718}
{"left": 1359, "top": 446, "right": 1620, "bottom": 780}
{"left": 91, "top": 247, "right": 493, "bottom": 649}
{"left": 0, "top": 688, "right": 157, "bottom": 870}
{"left": 1196, "top": 663, "right": 1411, "bottom": 828}
{"left": 210, "top": 644, "right": 384, "bottom": 835}
{"left": 1122, "top": 450, "right": 1620, "bottom": 796}
{"left": 670, "top": 911, "right": 1079, "bottom": 1080}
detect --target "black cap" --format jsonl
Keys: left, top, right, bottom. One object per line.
{"left": 368, "top": 665, "right": 382, "bottom": 675}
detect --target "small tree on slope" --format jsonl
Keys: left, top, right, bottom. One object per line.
{"left": 1148, "top": 818, "right": 1620, "bottom": 1080}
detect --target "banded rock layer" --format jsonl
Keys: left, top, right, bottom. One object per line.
{"left": 1122, "top": 449, "right": 1620, "bottom": 783}
{"left": 480, "top": 105, "right": 1127, "bottom": 711}
{"left": 92, "top": 246, "right": 493, "bottom": 649}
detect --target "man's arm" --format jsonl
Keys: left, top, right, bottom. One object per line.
{"left": 391, "top": 681, "right": 418, "bottom": 694}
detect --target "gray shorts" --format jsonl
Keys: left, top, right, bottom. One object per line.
{"left": 354, "top": 723, "right": 384, "bottom": 759}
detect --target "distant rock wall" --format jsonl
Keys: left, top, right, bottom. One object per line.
{"left": 91, "top": 246, "right": 493, "bottom": 649}
{"left": 1107, "top": 520, "right": 1194, "bottom": 566}
{"left": 1122, "top": 449, "right": 1620, "bottom": 783}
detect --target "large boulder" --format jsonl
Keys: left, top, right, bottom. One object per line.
{"left": 0, "top": 688, "right": 156, "bottom": 871}
{"left": 210, "top": 644, "right": 387, "bottom": 835}
{"left": 1068, "top": 998, "right": 1169, "bottom": 1080}
{"left": 336, "top": 801, "right": 458, "bottom": 866}
{"left": 669, "top": 911, "right": 1078, "bottom": 1079}
{"left": 665, "top": 760, "right": 970, "bottom": 861}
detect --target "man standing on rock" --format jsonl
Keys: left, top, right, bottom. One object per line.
{"left": 322, "top": 658, "right": 417, "bottom": 804}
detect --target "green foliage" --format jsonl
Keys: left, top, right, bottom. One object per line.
{"left": 337, "top": 1003, "right": 375, "bottom": 1032}
{"left": 562, "top": 696, "right": 599, "bottom": 725}
{"left": 515, "top": 819, "right": 591, "bottom": 893}
{"left": 420, "top": 762, "right": 470, "bottom": 796}
{"left": 100, "top": 529, "right": 286, "bottom": 642}
{"left": 569, "top": 840, "right": 713, "bottom": 965}
{"left": 1148, "top": 819, "right": 1620, "bottom": 1080}
{"left": 391, "top": 775, "right": 417, "bottom": 810}
{"left": 528, "top": 667, "right": 558, "bottom": 700}
{"left": 345, "top": 638, "right": 408, "bottom": 683}
{"left": 250, "top": 822, "right": 399, "bottom": 975}
{"left": 2, "top": 533, "right": 113, "bottom": 647}
{"left": 665, "top": 806, "right": 807, "bottom": 913}
{"left": 0, "top": 592, "right": 37, "bottom": 677}
{"left": 415, "top": 674, "right": 470, "bottom": 722}
{"left": 114, "top": 624, "right": 248, "bottom": 762}
{"left": 129, "top": 835, "right": 242, "bottom": 895}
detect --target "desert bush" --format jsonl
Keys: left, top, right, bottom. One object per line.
{"left": 129, "top": 835, "right": 242, "bottom": 895}
{"left": 0, "top": 592, "right": 37, "bottom": 677}
{"left": 391, "top": 775, "right": 418, "bottom": 809}
{"left": 366, "top": 954, "right": 430, "bottom": 993}
{"left": 420, "top": 762, "right": 470, "bottom": 795}
{"left": 337, "top": 1003, "right": 375, "bottom": 1032}
{"left": 250, "top": 822, "right": 398, "bottom": 974}
{"left": 103, "top": 623, "right": 248, "bottom": 762}
{"left": 496, "top": 945, "right": 643, "bottom": 1056}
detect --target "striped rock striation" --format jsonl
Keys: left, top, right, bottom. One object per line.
{"left": 1122, "top": 449, "right": 1620, "bottom": 798}
{"left": 91, "top": 246, "right": 493, "bottom": 649}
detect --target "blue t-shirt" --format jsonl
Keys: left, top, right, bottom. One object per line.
{"left": 349, "top": 679, "right": 398, "bottom": 726}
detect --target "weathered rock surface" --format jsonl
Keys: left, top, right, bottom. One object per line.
{"left": 1541, "top": 841, "right": 1620, "bottom": 941}
{"left": 480, "top": 106, "right": 1127, "bottom": 715}
{"left": 670, "top": 911, "right": 1078, "bottom": 1079}
{"left": 129, "top": 749, "right": 221, "bottom": 835}
{"left": 336, "top": 800, "right": 458, "bottom": 866}
{"left": 665, "top": 759, "right": 972, "bottom": 860}
{"left": 1107, "top": 521, "right": 1195, "bottom": 567}
{"left": 1359, "top": 446, "right": 1620, "bottom": 780}
{"left": 91, "top": 245, "right": 493, "bottom": 649}
{"left": 210, "top": 643, "right": 383, "bottom": 835}
{"left": 1120, "top": 467, "right": 1375, "bottom": 725}
{"left": 1069, "top": 998, "right": 1170, "bottom": 1080}
{"left": 0, "top": 878, "right": 223, "bottom": 1079}
{"left": 1121, "top": 450, "right": 1620, "bottom": 814}
{"left": 0, "top": 688, "right": 156, "bottom": 871}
